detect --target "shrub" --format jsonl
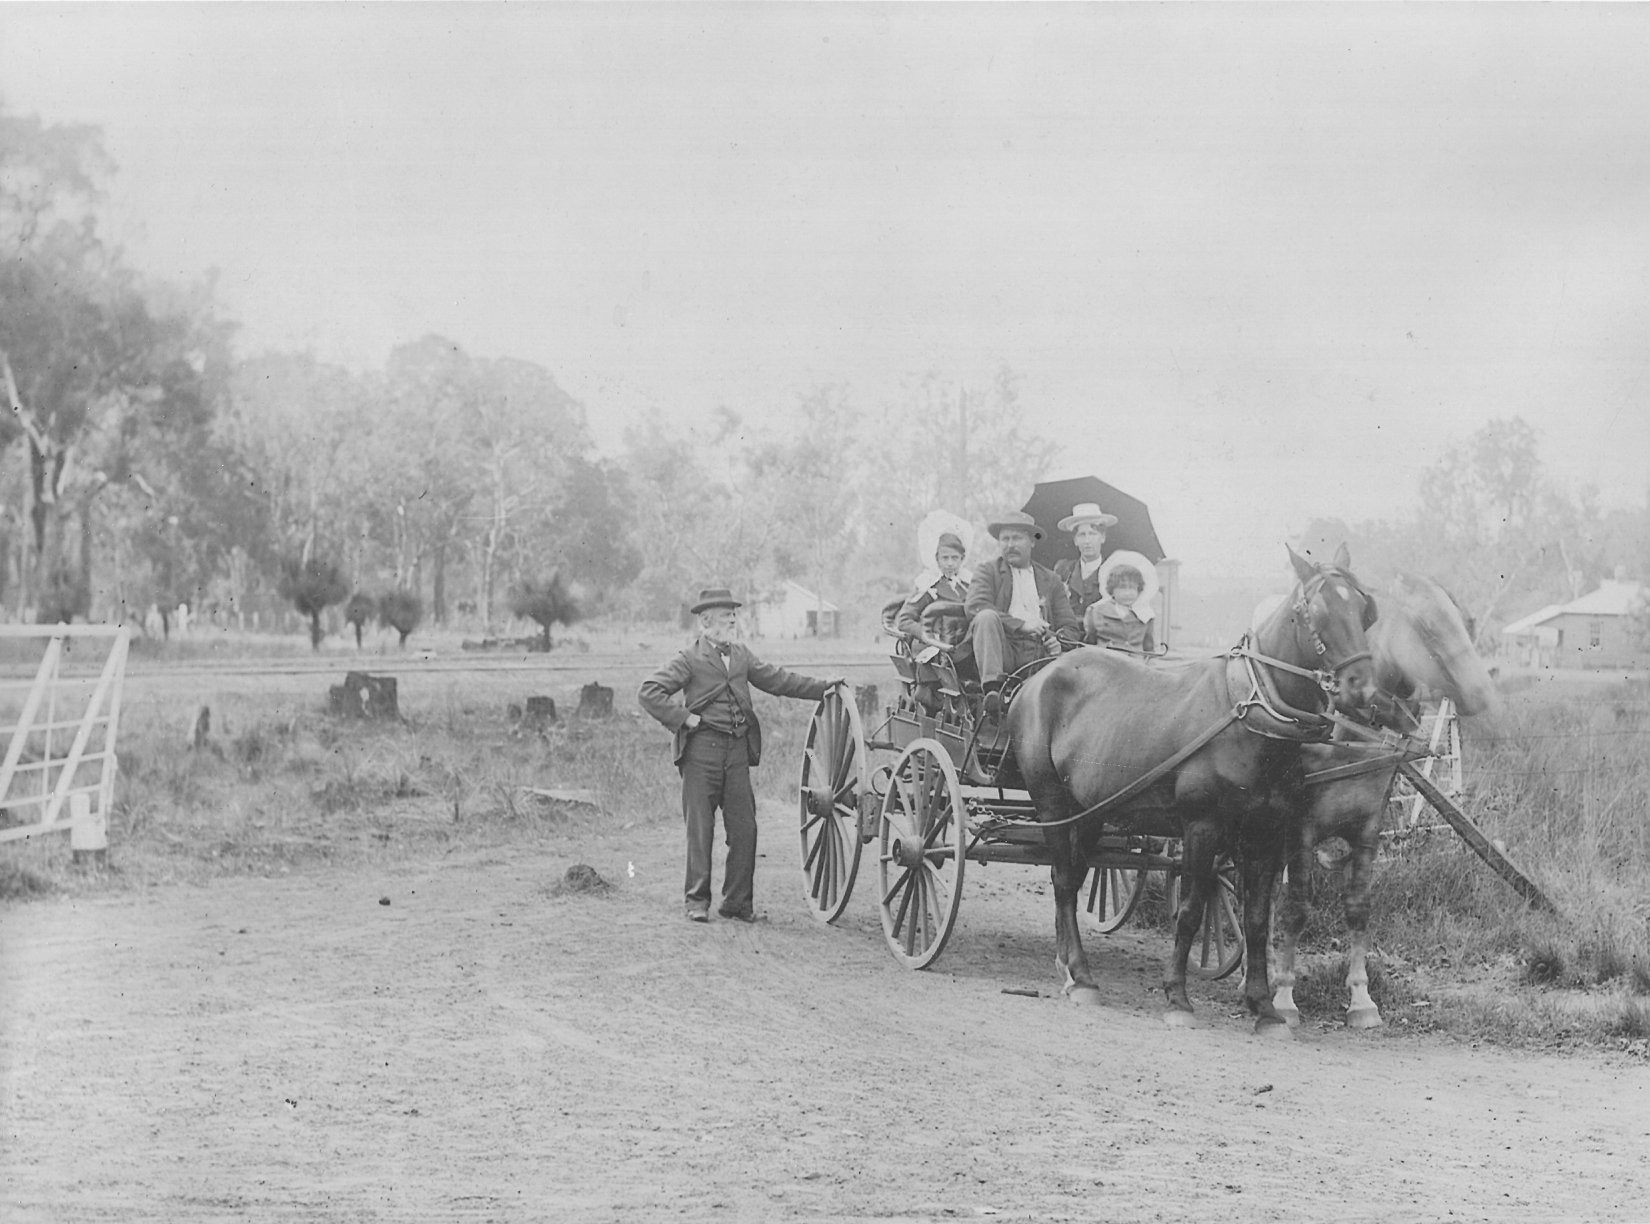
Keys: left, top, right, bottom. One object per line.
{"left": 377, "top": 590, "right": 423, "bottom": 649}
{"left": 278, "top": 555, "right": 349, "bottom": 649}
{"left": 344, "top": 593, "right": 376, "bottom": 648}
{"left": 509, "top": 572, "right": 580, "bottom": 651}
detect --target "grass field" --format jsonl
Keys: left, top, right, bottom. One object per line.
{"left": 4, "top": 638, "right": 1647, "bottom": 1055}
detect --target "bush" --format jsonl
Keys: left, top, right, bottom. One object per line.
{"left": 508, "top": 572, "right": 580, "bottom": 651}
{"left": 278, "top": 555, "right": 349, "bottom": 649}
{"left": 344, "top": 593, "right": 376, "bottom": 648}
{"left": 378, "top": 590, "right": 423, "bottom": 648}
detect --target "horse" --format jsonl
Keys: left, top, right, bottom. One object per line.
{"left": 1007, "top": 544, "right": 1378, "bottom": 1035}
{"left": 1271, "top": 572, "right": 1501, "bottom": 1028}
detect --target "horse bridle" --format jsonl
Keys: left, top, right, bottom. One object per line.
{"left": 1290, "top": 570, "right": 1374, "bottom": 679}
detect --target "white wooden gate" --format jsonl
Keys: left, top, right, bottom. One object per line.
{"left": 0, "top": 624, "right": 130, "bottom": 851}
{"left": 1390, "top": 697, "right": 1464, "bottom": 831}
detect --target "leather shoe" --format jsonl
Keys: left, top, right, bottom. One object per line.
{"left": 717, "top": 907, "right": 757, "bottom": 923}
{"left": 980, "top": 688, "right": 1004, "bottom": 719}
{"left": 685, "top": 905, "right": 710, "bottom": 922}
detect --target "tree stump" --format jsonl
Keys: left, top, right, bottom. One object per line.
{"left": 328, "top": 672, "right": 399, "bottom": 719}
{"left": 523, "top": 696, "right": 558, "bottom": 726}
{"left": 576, "top": 682, "right": 614, "bottom": 719}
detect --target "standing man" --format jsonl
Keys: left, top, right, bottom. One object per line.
{"left": 639, "top": 586, "right": 841, "bottom": 923}
{"left": 965, "top": 511, "right": 1080, "bottom": 714}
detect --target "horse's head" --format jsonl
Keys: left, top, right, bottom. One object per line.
{"left": 1374, "top": 574, "right": 1500, "bottom": 718}
{"left": 1281, "top": 543, "right": 1379, "bottom": 714}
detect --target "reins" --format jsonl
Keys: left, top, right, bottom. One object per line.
{"left": 977, "top": 571, "right": 1379, "bottom": 835}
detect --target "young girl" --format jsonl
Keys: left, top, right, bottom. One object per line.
{"left": 1084, "top": 564, "right": 1157, "bottom": 656}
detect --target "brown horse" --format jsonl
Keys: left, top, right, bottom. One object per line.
{"left": 1272, "top": 572, "right": 1500, "bottom": 1028}
{"left": 1008, "top": 545, "right": 1378, "bottom": 1034}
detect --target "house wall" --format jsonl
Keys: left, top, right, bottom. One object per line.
{"left": 1547, "top": 612, "right": 1648, "bottom": 668}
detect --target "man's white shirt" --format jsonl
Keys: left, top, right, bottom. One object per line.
{"left": 1008, "top": 565, "right": 1046, "bottom": 631}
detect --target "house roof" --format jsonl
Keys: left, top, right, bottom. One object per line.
{"left": 1502, "top": 580, "right": 1644, "bottom": 633}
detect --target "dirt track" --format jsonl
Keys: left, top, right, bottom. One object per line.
{"left": 4, "top": 811, "right": 1648, "bottom": 1223}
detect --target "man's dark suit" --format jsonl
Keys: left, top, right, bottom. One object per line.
{"left": 964, "top": 556, "right": 1080, "bottom": 685}
{"left": 639, "top": 637, "right": 830, "bottom": 915}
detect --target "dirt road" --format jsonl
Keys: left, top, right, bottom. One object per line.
{"left": 4, "top": 811, "right": 1647, "bottom": 1223}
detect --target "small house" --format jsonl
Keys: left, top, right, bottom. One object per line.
{"left": 749, "top": 580, "right": 839, "bottom": 640}
{"left": 1500, "top": 578, "right": 1646, "bottom": 670}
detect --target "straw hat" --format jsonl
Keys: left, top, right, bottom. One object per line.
{"left": 1058, "top": 502, "right": 1120, "bottom": 533}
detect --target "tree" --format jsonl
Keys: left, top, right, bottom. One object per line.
{"left": 344, "top": 592, "right": 376, "bottom": 649}
{"left": 278, "top": 555, "right": 348, "bottom": 650}
{"left": 509, "top": 573, "right": 580, "bottom": 651}
{"left": 377, "top": 590, "right": 422, "bottom": 649}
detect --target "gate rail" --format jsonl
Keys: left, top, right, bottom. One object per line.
{"left": 0, "top": 624, "right": 130, "bottom": 849}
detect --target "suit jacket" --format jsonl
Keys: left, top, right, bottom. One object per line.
{"left": 894, "top": 574, "right": 968, "bottom": 640}
{"left": 965, "top": 557, "right": 1080, "bottom": 645}
{"left": 1053, "top": 557, "right": 1105, "bottom": 619}
{"left": 638, "top": 636, "right": 830, "bottom": 768}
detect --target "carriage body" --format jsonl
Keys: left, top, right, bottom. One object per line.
{"left": 799, "top": 596, "right": 1240, "bottom": 973}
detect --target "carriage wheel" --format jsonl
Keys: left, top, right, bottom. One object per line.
{"left": 797, "top": 684, "right": 869, "bottom": 925}
{"left": 1166, "top": 857, "right": 1244, "bottom": 981}
{"left": 1085, "top": 864, "right": 1146, "bottom": 934}
{"left": 877, "top": 739, "right": 967, "bottom": 970}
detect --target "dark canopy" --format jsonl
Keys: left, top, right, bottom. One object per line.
{"left": 1021, "top": 476, "right": 1166, "bottom": 570}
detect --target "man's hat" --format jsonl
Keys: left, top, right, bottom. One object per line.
{"left": 690, "top": 586, "right": 743, "bottom": 614}
{"left": 986, "top": 510, "right": 1045, "bottom": 542}
{"left": 1058, "top": 502, "right": 1120, "bottom": 533}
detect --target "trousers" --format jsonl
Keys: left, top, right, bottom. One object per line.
{"left": 968, "top": 607, "right": 1049, "bottom": 686}
{"left": 680, "top": 728, "right": 758, "bottom": 912}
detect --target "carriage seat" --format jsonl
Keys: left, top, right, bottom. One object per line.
{"left": 883, "top": 597, "right": 977, "bottom": 717}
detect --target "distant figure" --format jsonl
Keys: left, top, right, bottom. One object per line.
{"left": 1052, "top": 502, "right": 1119, "bottom": 619}
{"left": 176, "top": 602, "right": 191, "bottom": 635}
{"left": 1084, "top": 564, "right": 1157, "bottom": 656}
{"left": 638, "top": 586, "right": 842, "bottom": 924}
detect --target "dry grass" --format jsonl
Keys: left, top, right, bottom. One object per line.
{"left": 1283, "top": 677, "right": 1650, "bottom": 1052}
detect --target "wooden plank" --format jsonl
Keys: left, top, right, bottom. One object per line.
{"left": 1397, "top": 761, "right": 1557, "bottom": 915}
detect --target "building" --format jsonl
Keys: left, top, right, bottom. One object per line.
{"left": 748, "top": 580, "right": 839, "bottom": 640}
{"left": 1500, "top": 578, "right": 1647, "bottom": 670}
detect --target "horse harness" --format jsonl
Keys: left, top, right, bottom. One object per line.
{"left": 980, "top": 571, "right": 1380, "bottom": 834}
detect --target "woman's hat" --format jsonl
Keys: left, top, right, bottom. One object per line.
{"left": 1058, "top": 502, "right": 1120, "bottom": 533}
{"left": 690, "top": 586, "right": 743, "bottom": 614}
{"left": 986, "top": 510, "right": 1045, "bottom": 542}
{"left": 935, "top": 532, "right": 967, "bottom": 556}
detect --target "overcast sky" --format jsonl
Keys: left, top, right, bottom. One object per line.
{"left": 2, "top": 4, "right": 1646, "bottom": 583}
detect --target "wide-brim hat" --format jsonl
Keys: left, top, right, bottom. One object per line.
{"left": 690, "top": 587, "right": 743, "bottom": 614}
{"left": 986, "top": 510, "right": 1045, "bottom": 542}
{"left": 1058, "top": 502, "right": 1120, "bottom": 533}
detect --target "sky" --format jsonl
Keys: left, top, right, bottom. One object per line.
{"left": 2, "top": 4, "right": 1647, "bottom": 584}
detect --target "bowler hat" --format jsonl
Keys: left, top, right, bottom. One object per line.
{"left": 690, "top": 586, "right": 743, "bottom": 614}
{"left": 1058, "top": 502, "right": 1120, "bottom": 533}
{"left": 986, "top": 510, "right": 1045, "bottom": 542}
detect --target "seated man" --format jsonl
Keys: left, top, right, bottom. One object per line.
{"left": 966, "top": 510, "right": 1080, "bottom": 712}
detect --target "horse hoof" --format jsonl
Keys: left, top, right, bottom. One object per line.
{"left": 1274, "top": 1006, "right": 1301, "bottom": 1028}
{"left": 1346, "top": 1007, "right": 1384, "bottom": 1030}
{"left": 1067, "top": 986, "right": 1104, "bottom": 1008}
{"left": 1255, "top": 1017, "right": 1295, "bottom": 1041}
{"left": 1161, "top": 1009, "right": 1199, "bottom": 1030}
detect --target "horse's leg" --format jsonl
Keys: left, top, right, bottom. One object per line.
{"left": 1051, "top": 822, "right": 1103, "bottom": 1006}
{"left": 1343, "top": 834, "right": 1383, "bottom": 1029}
{"left": 1162, "top": 819, "right": 1218, "bottom": 1027}
{"left": 1235, "top": 816, "right": 1291, "bottom": 1039}
{"left": 1270, "top": 841, "right": 1313, "bottom": 1027}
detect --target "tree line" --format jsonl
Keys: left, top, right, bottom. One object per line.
{"left": 1, "top": 108, "right": 1059, "bottom": 643}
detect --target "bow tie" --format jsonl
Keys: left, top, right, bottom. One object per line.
{"left": 715, "top": 645, "right": 731, "bottom": 657}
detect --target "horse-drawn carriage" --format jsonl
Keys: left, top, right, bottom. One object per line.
{"left": 795, "top": 481, "right": 1533, "bottom": 1032}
